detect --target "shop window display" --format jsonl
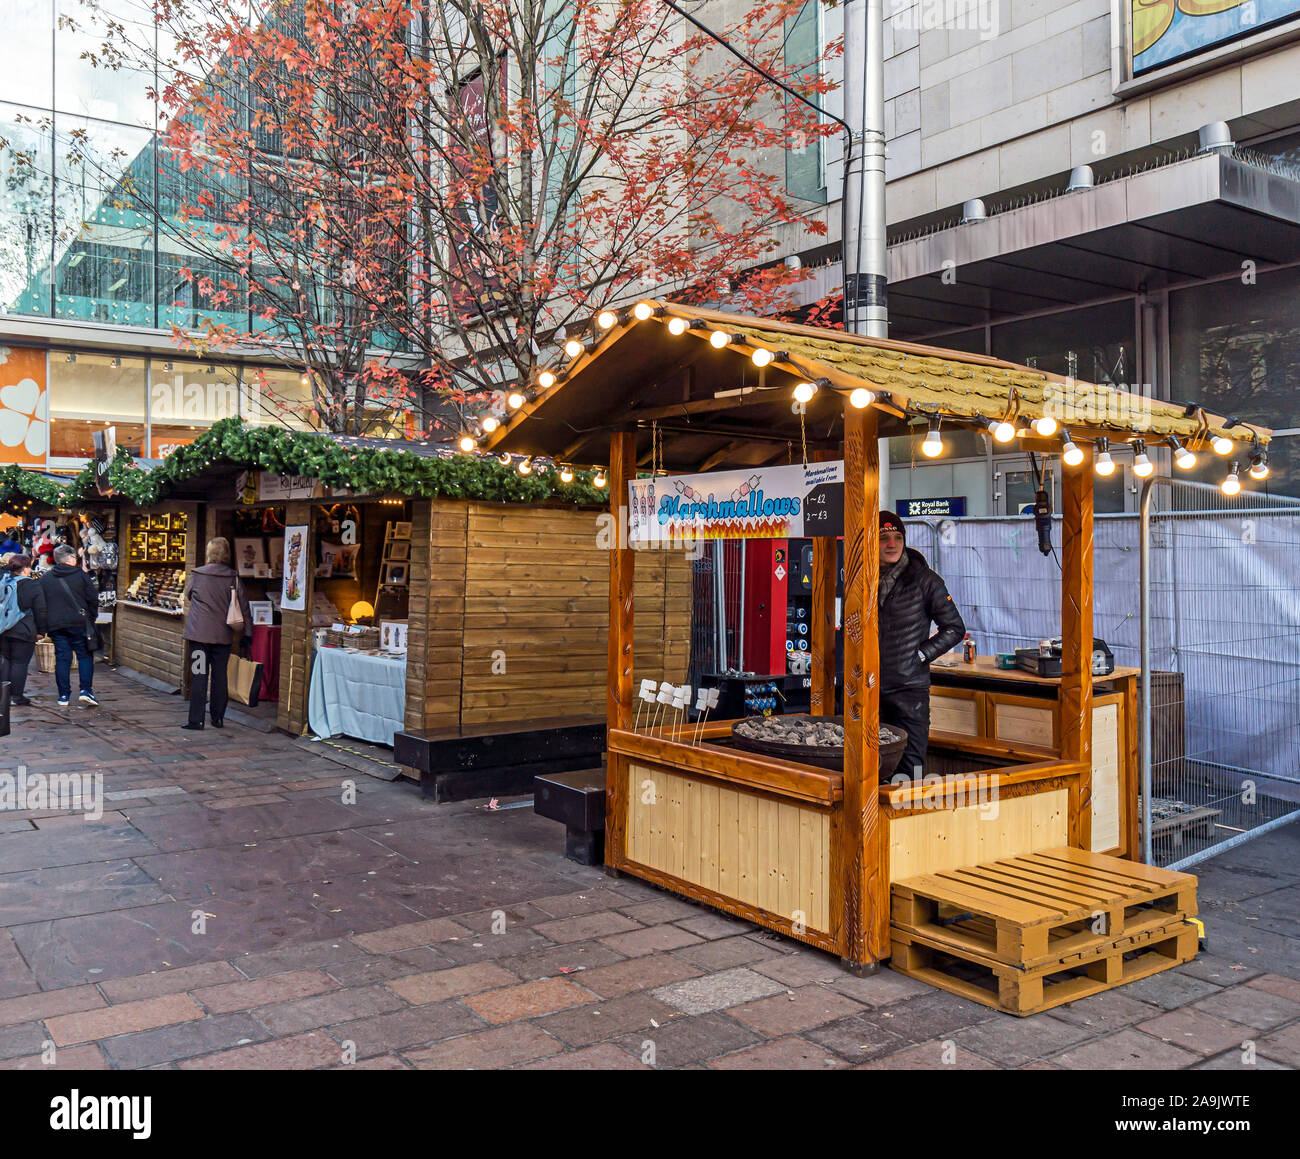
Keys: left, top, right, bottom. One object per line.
{"left": 1171, "top": 268, "right": 1300, "bottom": 499}
{"left": 148, "top": 358, "right": 238, "bottom": 457}
{"left": 47, "top": 350, "right": 147, "bottom": 458}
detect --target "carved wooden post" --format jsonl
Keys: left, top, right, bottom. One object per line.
{"left": 838, "top": 405, "right": 885, "bottom": 971}
{"left": 810, "top": 450, "right": 838, "bottom": 717}
{"left": 1061, "top": 445, "right": 1095, "bottom": 850}
{"left": 605, "top": 430, "right": 637, "bottom": 871}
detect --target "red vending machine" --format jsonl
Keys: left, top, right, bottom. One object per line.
{"left": 741, "top": 539, "right": 789, "bottom": 675}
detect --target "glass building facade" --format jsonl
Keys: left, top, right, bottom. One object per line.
{"left": 0, "top": 2, "right": 412, "bottom": 467}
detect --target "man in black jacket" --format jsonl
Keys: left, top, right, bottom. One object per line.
{"left": 41, "top": 544, "right": 100, "bottom": 707}
{"left": 878, "top": 511, "right": 965, "bottom": 780}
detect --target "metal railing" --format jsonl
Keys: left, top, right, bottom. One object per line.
{"left": 1140, "top": 478, "right": 1300, "bottom": 868}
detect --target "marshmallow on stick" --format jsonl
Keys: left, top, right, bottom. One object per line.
{"left": 635, "top": 678, "right": 657, "bottom": 731}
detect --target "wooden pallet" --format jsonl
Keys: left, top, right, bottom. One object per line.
{"left": 891, "top": 919, "right": 1199, "bottom": 1016}
{"left": 891, "top": 847, "right": 1197, "bottom": 970}
{"left": 1151, "top": 805, "right": 1222, "bottom": 850}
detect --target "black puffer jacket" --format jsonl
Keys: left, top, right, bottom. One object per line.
{"left": 879, "top": 547, "right": 966, "bottom": 692}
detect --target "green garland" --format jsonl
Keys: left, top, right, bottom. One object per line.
{"left": 0, "top": 418, "right": 609, "bottom": 512}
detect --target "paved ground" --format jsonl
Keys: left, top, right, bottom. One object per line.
{"left": 0, "top": 668, "right": 1297, "bottom": 1070}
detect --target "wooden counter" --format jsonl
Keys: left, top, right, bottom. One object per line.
{"left": 928, "top": 656, "right": 1139, "bottom": 858}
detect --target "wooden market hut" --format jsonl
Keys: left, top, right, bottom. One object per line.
{"left": 0, "top": 424, "right": 690, "bottom": 795}
{"left": 483, "top": 302, "right": 1271, "bottom": 976}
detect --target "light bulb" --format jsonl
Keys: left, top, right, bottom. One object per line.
{"left": 560, "top": 466, "right": 574, "bottom": 483}
{"left": 793, "top": 381, "right": 816, "bottom": 404}
{"left": 988, "top": 418, "right": 1015, "bottom": 443}
{"left": 849, "top": 388, "right": 874, "bottom": 409}
{"left": 597, "top": 310, "right": 617, "bottom": 329}
{"left": 1095, "top": 451, "right": 1115, "bottom": 476}
{"left": 750, "top": 348, "right": 773, "bottom": 367}
{"left": 921, "top": 421, "right": 943, "bottom": 458}
{"left": 537, "top": 370, "right": 556, "bottom": 389}
{"left": 1221, "top": 464, "right": 1240, "bottom": 496}
{"left": 518, "top": 457, "right": 532, "bottom": 475}
{"left": 667, "top": 316, "right": 688, "bottom": 336}
{"left": 1249, "top": 455, "right": 1269, "bottom": 480}
{"left": 633, "top": 301, "right": 653, "bottom": 321}
{"left": 1175, "top": 446, "right": 1196, "bottom": 470}
{"left": 564, "top": 338, "right": 584, "bottom": 358}
{"left": 1133, "top": 449, "right": 1153, "bottom": 478}
{"left": 458, "top": 435, "right": 475, "bottom": 453}
{"left": 1033, "top": 415, "right": 1058, "bottom": 437}
{"left": 1211, "top": 434, "right": 1233, "bottom": 456}
{"left": 594, "top": 471, "right": 607, "bottom": 488}
{"left": 507, "top": 391, "right": 525, "bottom": 409}
{"left": 498, "top": 452, "right": 511, "bottom": 465}
{"left": 1061, "top": 431, "right": 1084, "bottom": 467}
{"left": 709, "top": 330, "right": 730, "bottom": 349}
{"left": 481, "top": 416, "right": 499, "bottom": 433}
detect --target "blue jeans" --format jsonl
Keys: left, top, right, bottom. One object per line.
{"left": 51, "top": 628, "right": 94, "bottom": 700}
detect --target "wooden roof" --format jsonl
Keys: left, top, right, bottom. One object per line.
{"left": 483, "top": 302, "right": 1270, "bottom": 472}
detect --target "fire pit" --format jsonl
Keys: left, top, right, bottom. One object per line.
{"left": 730, "top": 714, "right": 908, "bottom": 779}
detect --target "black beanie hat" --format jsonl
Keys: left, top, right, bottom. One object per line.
{"left": 880, "top": 511, "right": 906, "bottom": 541}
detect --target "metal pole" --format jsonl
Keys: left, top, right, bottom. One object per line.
{"left": 714, "top": 540, "right": 726, "bottom": 671}
{"left": 1139, "top": 475, "right": 1158, "bottom": 865}
{"left": 842, "top": 0, "right": 890, "bottom": 515}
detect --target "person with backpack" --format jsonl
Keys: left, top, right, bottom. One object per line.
{"left": 0, "top": 554, "right": 48, "bottom": 706}
{"left": 180, "top": 537, "right": 252, "bottom": 730}
{"left": 40, "top": 543, "right": 101, "bottom": 707}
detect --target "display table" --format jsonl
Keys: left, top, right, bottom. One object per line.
{"left": 250, "top": 624, "right": 281, "bottom": 703}
{"left": 308, "top": 647, "right": 406, "bottom": 746}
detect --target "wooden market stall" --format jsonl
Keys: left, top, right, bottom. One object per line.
{"left": 484, "top": 301, "right": 1271, "bottom": 981}
{"left": 0, "top": 423, "right": 689, "bottom": 796}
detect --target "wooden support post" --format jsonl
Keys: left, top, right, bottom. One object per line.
{"left": 605, "top": 431, "right": 637, "bottom": 871}
{"left": 839, "top": 405, "right": 886, "bottom": 970}
{"left": 811, "top": 451, "right": 838, "bottom": 716}
{"left": 1061, "top": 447, "right": 1095, "bottom": 850}
{"left": 277, "top": 500, "right": 316, "bottom": 736}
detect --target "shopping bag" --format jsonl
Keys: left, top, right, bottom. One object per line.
{"left": 35, "top": 638, "right": 55, "bottom": 673}
{"left": 227, "top": 652, "right": 263, "bottom": 707}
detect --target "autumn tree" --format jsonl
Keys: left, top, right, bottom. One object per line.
{"left": 75, "top": 0, "right": 840, "bottom": 435}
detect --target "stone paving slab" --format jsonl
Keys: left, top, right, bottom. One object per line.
{"left": 0, "top": 670, "right": 1294, "bottom": 1070}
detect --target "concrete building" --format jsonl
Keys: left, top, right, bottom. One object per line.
{"left": 763, "top": 0, "right": 1300, "bottom": 513}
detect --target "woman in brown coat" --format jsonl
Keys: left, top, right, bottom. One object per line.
{"left": 181, "top": 537, "right": 253, "bottom": 730}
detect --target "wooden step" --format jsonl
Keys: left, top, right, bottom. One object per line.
{"left": 890, "top": 919, "right": 1199, "bottom": 1017}
{"left": 891, "top": 847, "right": 1197, "bottom": 970}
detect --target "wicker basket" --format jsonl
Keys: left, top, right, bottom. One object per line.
{"left": 35, "top": 638, "right": 55, "bottom": 673}
{"left": 325, "top": 626, "right": 380, "bottom": 650}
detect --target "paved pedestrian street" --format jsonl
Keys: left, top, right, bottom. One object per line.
{"left": 0, "top": 670, "right": 1297, "bottom": 1070}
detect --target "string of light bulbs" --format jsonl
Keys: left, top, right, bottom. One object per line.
{"left": 454, "top": 300, "right": 1265, "bottom": 498}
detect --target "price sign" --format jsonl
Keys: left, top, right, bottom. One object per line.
{"left": 803, "top": 483, "right": 843, "bottom": 537}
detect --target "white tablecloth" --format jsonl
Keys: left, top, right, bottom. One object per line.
{"left": 308, "top": 648, "right": 407, "bottom": 745}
